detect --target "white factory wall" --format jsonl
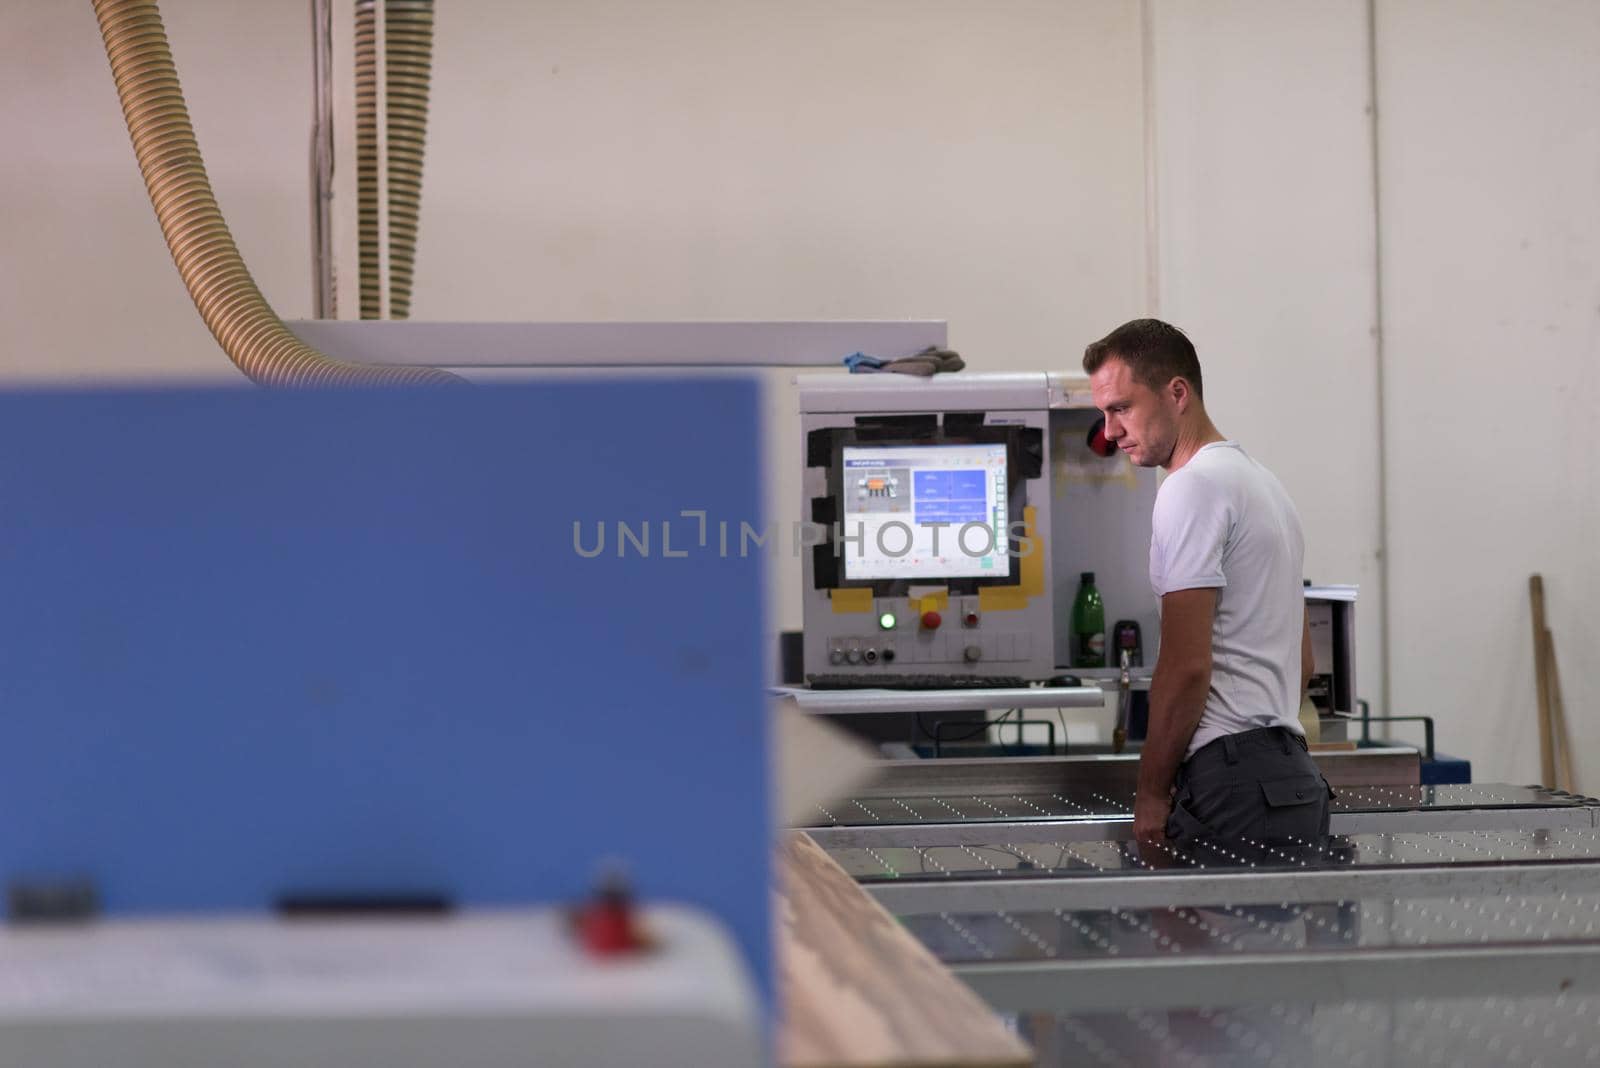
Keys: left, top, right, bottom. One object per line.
{"left": 406, "top": 0, "right": 1150, "bottom": 640}
{"left": 1376, "top": 0, "right": 1600, "bottom": 788}
{"left": 1149, "top": 0, "right": 1387, "bottom": 724}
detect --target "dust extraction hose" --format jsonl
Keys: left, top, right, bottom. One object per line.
{"left": 355, "top": 0, "right": 380, "bottom": 319}
{"left": 356, "top": 0, "right": 433, "bottom": 320}
{"left": 92, "top": 0, "right": 459, "bottom": 386}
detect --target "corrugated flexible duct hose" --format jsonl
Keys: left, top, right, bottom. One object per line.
{"left": 384, "top": 0, "right": 435, "bottom": 321}
{"left": 356, "top": 0, "right": 434, "bottom": 321}
{"left": 92, "top": 0, "right": 460, "bottom": 386}
{"left": 355, "top": 0, "right": 381, "bottom": 319}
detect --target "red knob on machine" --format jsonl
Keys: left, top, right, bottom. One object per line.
{"left": 964, "top": 611, "right": 979, "bottom": 627}
{"left": 571, "top": 878, "right": 650, "bottom": 957}
{"left": 576, "top": 896, "right": 641, "bottom": 956}
{"left": 921, "top": 611, "right": 942, "bottom": 630}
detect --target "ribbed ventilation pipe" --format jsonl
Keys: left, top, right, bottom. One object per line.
{"left": 354, "top": 0, "right": 381, "bottom": 319}
{"left": 92, "top": 0, "right": 459, "bottom": 386}
{"left": 382, "top": 0, "right": 433, "bottom": 320}
{"left": 356, "top": 0, "right": 434, "bottom": 321}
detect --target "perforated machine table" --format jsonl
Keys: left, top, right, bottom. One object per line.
{"left": 805, "top": 783, "right": 1600, "bottom": 848}
{"left": 1022, "top": 993, "right": 1600, "bottom": 1067}
{"left": 806, "top": 791, "right": 1600, "bottom": 1066}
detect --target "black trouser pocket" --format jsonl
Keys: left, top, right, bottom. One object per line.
{"left": 1260, "top": 774, "right": 1326, "bottom": 839}
{"left": 1166, "top": 796, "right": 1212, "bottom": 842}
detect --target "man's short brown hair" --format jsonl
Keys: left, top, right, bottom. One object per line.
{"left": 1082, "top": 318, "right": 1203, "bottom": 400}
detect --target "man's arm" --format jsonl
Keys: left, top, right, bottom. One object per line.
{"left": 1300, "top": 606, "right": 1314, "bottom": 700}
{"left": 1134, "top": 587, "right": 1217, "bottom": 844}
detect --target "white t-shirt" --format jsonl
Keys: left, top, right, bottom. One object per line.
{"left": 1149, "top": 441, "right": 1306, "bottom": 758}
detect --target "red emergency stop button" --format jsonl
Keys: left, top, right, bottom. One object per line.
{"left": 921, "top": 611, "right": 942, "bottom": 630}
{"left": 571, "top": 875, "right": 651, "bottom": 957}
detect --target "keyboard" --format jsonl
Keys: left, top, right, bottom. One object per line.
{"left": 805, "top": 673, "right": 1030, "bottom": 691}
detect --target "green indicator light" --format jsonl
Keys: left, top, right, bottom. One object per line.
{"left": 878, "top": 612, "right": 897, "bottom": 630}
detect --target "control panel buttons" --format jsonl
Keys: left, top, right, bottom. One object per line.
{"left": 920, "top": 611, "right": 942, "bottom": 630}
{"left": 963, "top": 611, "right": 980, "bottom": 627}
{"left": 845, "top": 648, "right": 862, "bottom": 665}
{"left": 963, "top": 644, "right": 983, "bottom": 662}
{"left": 829, "top": 649, "right": 845, "bottom": 665}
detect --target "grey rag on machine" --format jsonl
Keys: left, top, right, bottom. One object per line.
{"left": 843, "top": 346, "right": 966, "bottom": 376}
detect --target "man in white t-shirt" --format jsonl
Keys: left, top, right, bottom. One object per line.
{"left": 1084, "top": 319, "right": 1329, "bottom": 850}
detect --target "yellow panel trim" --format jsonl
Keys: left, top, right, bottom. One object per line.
{"left": 979, "top": 505, "right": 1042, "bottom": 611}
{"left": 830, "top": 588, "right": 875, "bottom": 614}
{"left": 1021, "top": 504, "right": 1044, "bottom": 596}
{"left": 979, "top": 585, "right": 1027, "bottom": 611}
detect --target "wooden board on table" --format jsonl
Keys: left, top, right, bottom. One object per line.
{"left": 777, "top": 832, "right": 1032, "bottom": 1068}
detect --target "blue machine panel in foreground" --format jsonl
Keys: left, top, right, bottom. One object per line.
{"left": 0, "top": 382, "right": 769, "bottom": 993}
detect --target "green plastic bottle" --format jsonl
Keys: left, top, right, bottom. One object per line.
{"left": 1072, "top": 571, "right": 1106, "bottom": 668}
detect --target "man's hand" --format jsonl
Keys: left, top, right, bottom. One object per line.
{"left": 1133, "top": 791, "right": 1176, "bottom": 868}
{"left": 1133, "top": 791, "right": 1172, "bottom": 845}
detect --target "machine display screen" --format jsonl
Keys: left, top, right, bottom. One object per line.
{"left": 840, "top": 443, "right": 1010, "bottom": 581}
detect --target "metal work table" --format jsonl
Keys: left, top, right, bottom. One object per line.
{"left": 912, "top": 886, "right": 1600, "bottom": 966}
{"left": 835, "top": 827, "right": 1600, "bottom": 878}
{"left": 812, "top": 824, "right": 1600, "bottom": 1027}
{"left": 800, "top": 751, "right": 1600, "bottom": 1062}
{"left": 943, "top": 908, "right": 1600, "bottom": 1015}
{"left": 804, "top": 783, "right": 1600, "bottom": 848}
{"left": 1017, "top": 991, "right": 1600, "bottom": 1067}
{"left": 891, "top": 856, "right": 1600, "bottom": 1014}
{"left": 831, "top": 828, "right": 1600, "bottom": 913}
{"left": 808, "top": 749, "right": 1420, "bottom": 806}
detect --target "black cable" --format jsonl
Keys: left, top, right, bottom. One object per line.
{"left": 918, "top": 708, "right": 1019, "bottom": 746}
